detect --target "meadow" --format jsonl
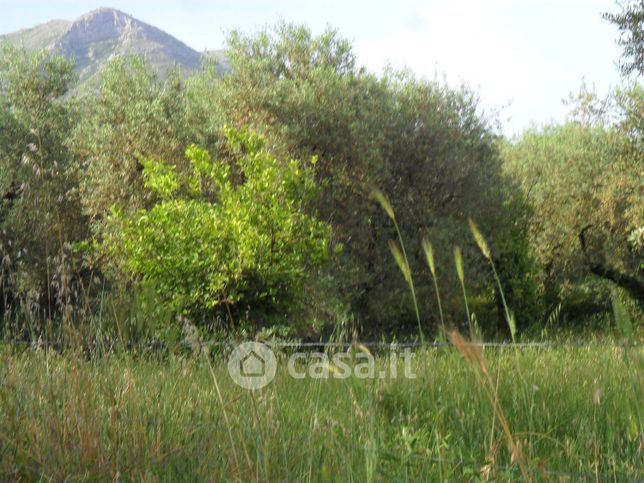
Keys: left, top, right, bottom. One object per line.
{"left": 1, "top": 338, "right": 642, "bottom": 481}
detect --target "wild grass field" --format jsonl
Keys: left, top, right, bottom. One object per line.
{"left": 1, "top": 338, "right": 642, "bottom": 481}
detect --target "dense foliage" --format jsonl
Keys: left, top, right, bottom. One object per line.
{"left": 0, "top": 20, "right": 641, "bottom": 341}
{"left": 105, "top": 128, "right": 329, "bottom": 325}
{"left": 200, "top": 24, "right": 540, "bottom": 335}
{"left": 503, "top": 84, "right": 643, "bottom": 323}
{"left": 0, "top": 44, "right": 86, "bottom": 329}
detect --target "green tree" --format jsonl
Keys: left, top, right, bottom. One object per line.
{"left": 503, "top": 85, "right": 644, "bottom": 315}
{"left": 104, "top": 128, "right": 330, "bottom": 327}
{"left": 198, "top": 23, "right": 540, "bottom": 335}
{"left": 0, "top": 44, "right": 86, "bottom": 328}
{"left": 70, "top": 56, "right": 195, "bottom": 227}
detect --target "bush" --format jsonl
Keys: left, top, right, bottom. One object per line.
{"left": 104, "top": 128, "right": 330, "bottom": 327}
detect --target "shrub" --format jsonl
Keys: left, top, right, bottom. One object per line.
{"left": 104, "top": 128, "right": 330, "bottom": 327}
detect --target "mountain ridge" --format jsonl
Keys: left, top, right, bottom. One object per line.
{"left": 0, "top": 7, "right": 222, "bottom": 84}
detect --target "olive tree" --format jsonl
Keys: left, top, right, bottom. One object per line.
{"left": 198, "top": 23, "right": 540, "bottom": 335}
{"left": 0, "top": 44, "right": 88, "bottom": 330}
{"left": 503, "top": 85, "right": 643, "bottom": 315}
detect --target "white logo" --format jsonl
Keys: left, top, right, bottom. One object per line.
{"left": 227, "top": 342, "right": 277, "bottom": 390}
{"left": 228, "top": 342, "right": 417, "bottom": 390}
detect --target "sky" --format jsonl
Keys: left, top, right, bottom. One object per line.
{"left": 0, "top": 0, "right": 628, "bottom": 136}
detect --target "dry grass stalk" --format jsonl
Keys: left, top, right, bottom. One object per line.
{"left": 447, "top": 329, "right": 531, "bottom": 482}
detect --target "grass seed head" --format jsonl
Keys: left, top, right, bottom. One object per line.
{"left": 468, "top": 218, "right": 492, "bottom": 261}
{"left": 371, "top": 189, "right": 395, "bottom": 222}
{"left": 453, "top": 246, "right": 464, "bottom": 283}
{"left": 354, "top": 343, "right": 372, "bottom": 356}
{"left": 389, "top": 240, "right": 411, "bottom": 283}
{"left": 422, "top": 238, "right": 436, "bottom": 277}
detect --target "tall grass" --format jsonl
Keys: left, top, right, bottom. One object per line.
{"left": 468, "top": 218, "right": 517, "bottom": 343}
{"left": 422, "top": 239, "right": 446, "bottom": 336}
{"left": 0, "top": 344, "right": 642, "bottom": 480}
{"left": 453, "top": 245, "right": 475, "bottom": 338}
{"left": 369, "top": 188, "right": 642, "bottom": 482}
{"left": 371, "top": 189, "right": 425, "bottom": 342}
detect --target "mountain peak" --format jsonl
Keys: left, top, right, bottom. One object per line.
{"left": 79, "top": 7, "right": 131, "bottom": 18}
{"left": 2, "top": 7, "right": 204, "bottom": 85}
{"left": 58, "top": 7, "right": 137, "bottom": 49}
{"left": 72, "top": 7, "right": 138, "bottom": 29}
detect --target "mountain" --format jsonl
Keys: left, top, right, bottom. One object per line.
{"left": 0, "top": 7, "right": 216, "bottom": 84}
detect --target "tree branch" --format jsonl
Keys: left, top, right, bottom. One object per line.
{"left": 579, "top": 226, "right": 644, "bottom": 302}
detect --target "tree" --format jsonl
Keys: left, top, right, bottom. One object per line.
{"left": 503, "top": 85, "right": 644, "bottom": 313}
{"left": 104, "top": 128, "right": 330, "bottom": 326}
{"left": 198, "top": 23, "right": 540, "bottom": 335}
{"left": 70, "top": 56, "right": 195, "bottom": 227}
{"left": 604, "top": 0, "right": 644, "bottom": 76}
{"left": 0, "top": 44, "right": 87, "bottom": 328}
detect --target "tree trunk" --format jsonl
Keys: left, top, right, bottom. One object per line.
{"left": 579, "top": 225, "right": 644, "bottom": 303}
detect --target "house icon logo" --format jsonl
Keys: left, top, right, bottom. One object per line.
{"left": 240, "top": 349, "right": 266, "bottom": 376}
{"left": 228, "top": 341, "right": 277, "bottom": 390}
